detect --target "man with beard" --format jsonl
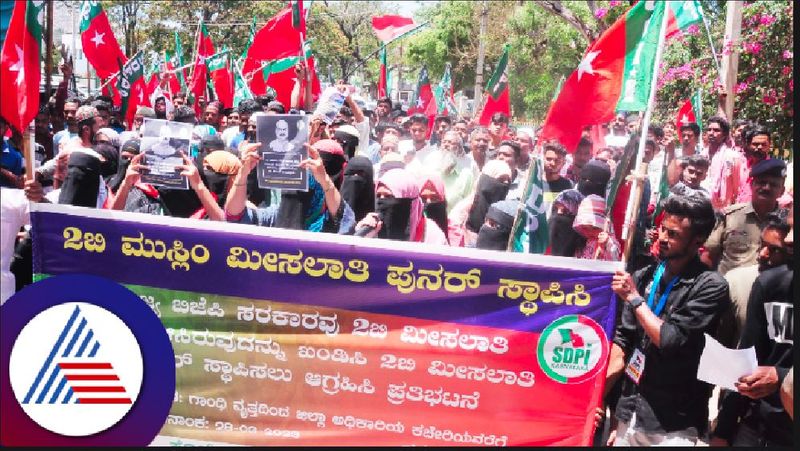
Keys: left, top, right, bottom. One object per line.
{"left": 375, "top": 97, "right": 392, "bottom": 122}
{"left": 701, "top": 116, "right": 748, "bottom": 210}
{"left": 542, "top": 142, "right": 573, "bottom": 217}
{"left": 735, "top": 125, "right": 771, "bottom": 204}
{"left": 153, "top": 96, "right": 168, "bottom": 120}
{"left": 562, "top": 137, "right": 592, "bottom": 185}
{"left": 425, "top": 130, "right": 475, "bottom": 212}
{"left": 703, "top": 159, "right": 787, "bottom": 275}
{"left": 606, "top": 194, "right": 728, "bottom": 446}
{"left": 513, "top": 129, "right": 534, "bottom": 172}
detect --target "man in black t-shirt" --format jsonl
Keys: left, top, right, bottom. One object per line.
{"left": 606, "top": 195, "right": 729, "bottom": 446}
{"left": 712, "top": 205, "right": 794, "bottom": 446}
{"left": 542, "top": 141, "right": 572, "bottom": 218}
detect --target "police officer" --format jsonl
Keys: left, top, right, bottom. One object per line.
{"left": 703, "top": 158, "right": 787, "bottom": 275}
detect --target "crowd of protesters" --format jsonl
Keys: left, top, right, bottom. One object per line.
{"left": 0, "top": 59, "right": 793, "bottom": 447}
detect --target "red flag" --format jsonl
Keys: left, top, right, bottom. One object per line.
{"left": 0, "top": 0, "right": 42, "bottom": 133}
{"left": 79, "top": 1, "right": 128, "bottom": 79}
{"left": 675, "top": 98, "right": 696, "bottom": 131}
{"left": 478, "top": 45, "right": 510, "bottom": 126}
{"left": 371, "top": 15, "right": 416, "bottom": 43}
{"left": 247, "top": 8, "right": 303, "bottom": 63}
{"left": 208, "top": 52, "right": 234, "bottom": 109}
{"left": 164, "top": 59, "right": 181, "bottom": 97}
{"left": 377, "top": 47, "right": 388, "bottom": 98}
{"left": 101, "top": 78, "right": 122, "bottom": 106}
{"left": 540, "top": 2, "right": 664, "bottom": 152}
{"left": 145, "top": 73, "right": 160, "bottom": 101}
{"left": 408, "top": 66, "right": 433, "bottom": 115}
{"left": 189, "top": 22, "right": 215, "bottom": 116}
{"left": 264, "top": 54, "right": 321, "bottom": 108}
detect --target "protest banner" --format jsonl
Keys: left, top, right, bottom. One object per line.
{"left": 255, "top": 114, "right": 309, "bottom": 191}
{"left": 139, "top": 118, "right": 193, "bottom": 190}
{"left": 30, "top": 203, "right": 622, "bottom": 446}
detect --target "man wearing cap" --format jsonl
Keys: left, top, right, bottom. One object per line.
{"left": 132, "top": 106, "right": 156, "bottom": 132}
{"left": 265, "top": 101, "right": 286, "bottom": 115}
{"left": 703, "top": 158, "right": 787, "bottom": 275}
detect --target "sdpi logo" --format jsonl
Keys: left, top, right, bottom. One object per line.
{"left": 537, "top": 315, "right": 609, "bottom": 384}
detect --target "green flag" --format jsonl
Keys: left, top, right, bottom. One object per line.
{"left": 240, "top": 17, "right": 256, "bottom": 62}
{"left": 509, "top": 158, "right": 549, "bottom": 253}
{"left": 433, "top": 63, "right": 457, "bottom": 115}
{"left": 232, "top": 58, "right": 253, "bottom": 107}
{"left": 173, "top": 31, "right": 187, "bottom": 91}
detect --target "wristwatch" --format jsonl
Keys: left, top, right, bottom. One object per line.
{"left": 629, "top": 296, "right": 646, "bottom": 310}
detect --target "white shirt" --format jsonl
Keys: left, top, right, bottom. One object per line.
{"left": 353, "top": 118, "right": 371, "bottom": 157}
{"left": 1, "top": 188, "right": 30, "bottom": 304}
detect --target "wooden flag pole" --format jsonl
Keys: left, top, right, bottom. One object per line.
{"left": 23, "top": 123, "right": 34, "bottom": 182}
{"left": 620, "top": 4, "right": 670, "bottom": 264}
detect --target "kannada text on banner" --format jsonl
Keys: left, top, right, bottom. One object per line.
{"left": 30, "top": 203, "right": 622, "bottom": 446}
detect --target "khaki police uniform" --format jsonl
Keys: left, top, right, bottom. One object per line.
{"left": 704, "top": 203, "right": 786, "bottom": 276}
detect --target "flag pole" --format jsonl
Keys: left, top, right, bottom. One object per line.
{"left": 343, "top": 21, "right": 430, "bottom": 80}
{"left": 621, "top": 3, "right": 670, "bottom": 264}
{"left": 697, "top": 1, "right": 722, "bottom": 83}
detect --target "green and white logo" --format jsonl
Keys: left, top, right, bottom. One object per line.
{"left": 537, "top": 315, "right": 609, "bottom": 384}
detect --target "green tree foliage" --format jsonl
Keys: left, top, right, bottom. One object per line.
{"left": 654, "top": 1, "right": 793, "bottom": 155}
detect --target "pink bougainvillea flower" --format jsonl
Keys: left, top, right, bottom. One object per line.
{"left": 783, "top": 50, "right": 793, "bottom": 59}
{"left": 594, "top": 8, "right": 608, "bottom": 19}
{"left": 759, "top": 14, "right": 776, "bottom": 26}
{"left": 735, "top": 82, "right": 748, "bottom": 94}
{"left": 609, "top": 0, "right": 621, "bottom": 7}
{"left": 782, "top": 66, "right": 792, "bottom": 76}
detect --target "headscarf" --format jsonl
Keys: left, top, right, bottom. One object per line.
{"left": 202, "top": 151, "right": 241, "bottom": 201}
{"left": 376, "top": 168, "right": 424, "bottom": 242}
{"left": 476, "top": 200, "right": 516, "bottom": 250}
{"left": 548, "top": 189, "right": 586, "bottom": 257}
{"left": 573, "top": 194, "right": 609, "bottom": 238}
{"left": 340, "top": 156, "right": 375, "bottom": 222}
{"left": 96, "top": 128, "right": 121, "bottom": 148}
{"left": 93, "top": 142, "right": 119, "bottom": 179}
{"left": 420, "top": 173, "right": 448, "bottom": 238}
{"left": 58, "top": 152, "right": 100, "bottom": 207}
{"left": 109, "top": 138, "right": 140, "bottom": 193}
{"left": 577, "top": 159, "right": 611, "bottom": 198}
{"left": 376, "top": 152, "right": 405, "bottom": 179}
{"left": 466, "top": 160, "right": 512, "bottom": 233}
{"left": 275, "top": 172, "right": 326, "bottom": 232}
{"left": 313, "top": 139, "right": 347, "bottom": 190}
{"left": 334, "top": 125, "right": 360, "bottom": 159}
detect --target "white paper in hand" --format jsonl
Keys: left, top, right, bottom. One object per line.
{"left": 696, "top": 333, "right": 758, "bottom": 391}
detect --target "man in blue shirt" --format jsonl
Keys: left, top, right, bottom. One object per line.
{"left": 1, "top": 116, "right": 24, "bottom": 187}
